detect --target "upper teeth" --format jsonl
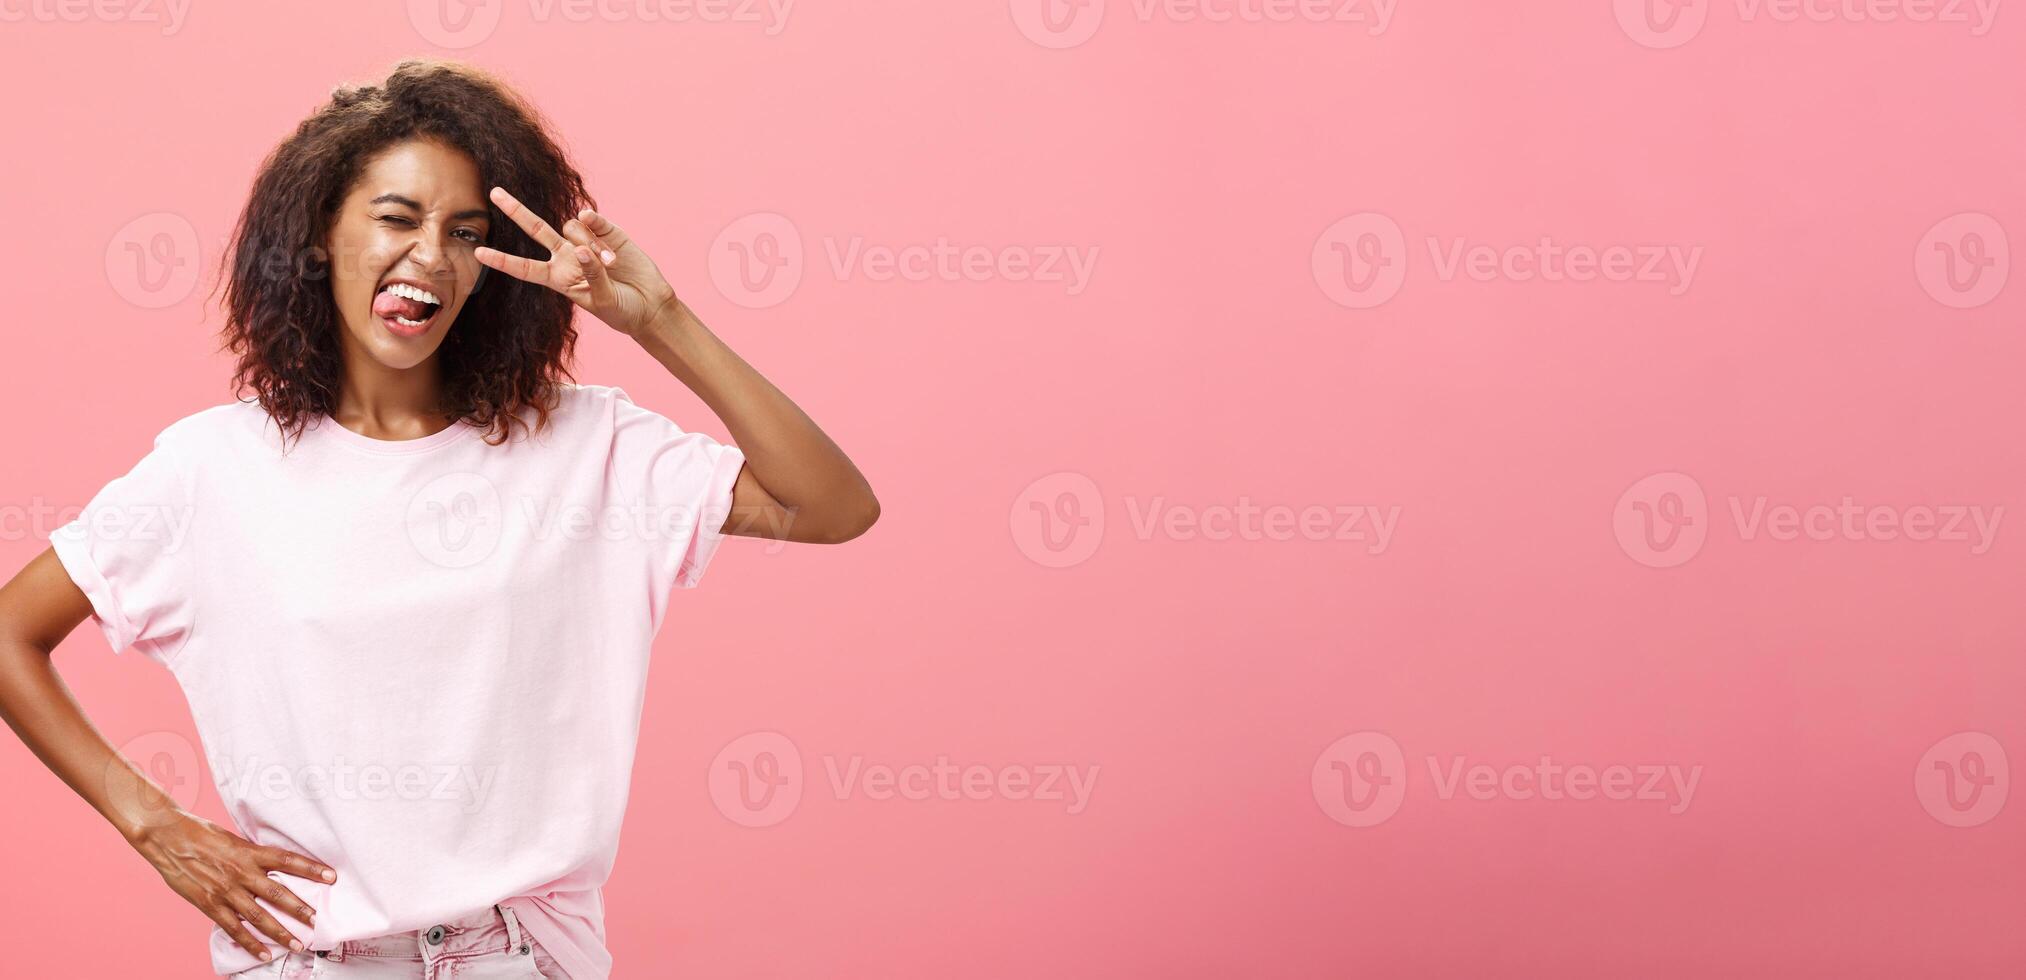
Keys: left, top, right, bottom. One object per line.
{"left": 384, "top": 283, "right": 441, "bottom": 305}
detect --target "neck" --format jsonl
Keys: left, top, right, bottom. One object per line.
{"left": 331, "top": 344, "right": 452, "bottom": 440}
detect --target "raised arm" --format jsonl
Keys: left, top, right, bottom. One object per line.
{"left": 475, "top": 186, "right": 880, "bottom": 544}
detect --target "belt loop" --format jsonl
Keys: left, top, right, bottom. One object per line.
{"left": 498, "top": 902, "right": 529, "bottom": 955}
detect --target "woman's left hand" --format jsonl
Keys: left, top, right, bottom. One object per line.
{"left": 474, "top": 186, "right": 676, "bottom": 337}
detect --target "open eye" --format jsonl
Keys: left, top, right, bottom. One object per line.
{"left": 453, "top": 228, "right": 484, "bottom": 244}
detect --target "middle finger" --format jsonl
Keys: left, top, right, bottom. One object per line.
{"left": 253, "top": 873, "right": 318, "bottom": 927}
{"left": 229, "top": 885, "right": 307, "bottom": 952}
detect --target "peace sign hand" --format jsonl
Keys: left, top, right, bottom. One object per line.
{"left": 474, "top": 186, "right": 678, "bottom": 337}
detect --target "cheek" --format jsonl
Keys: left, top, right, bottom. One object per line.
{"left": 325, "top": 229, "right": 399, "bottom": 289}
{"left": 450, "top": 250, "right": 483, "bottom": 301}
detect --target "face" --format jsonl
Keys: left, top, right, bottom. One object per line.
{"left": 323, "top": 138, "right": 491, "bottom": 371}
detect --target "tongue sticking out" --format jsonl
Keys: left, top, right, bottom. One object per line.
{"left": 373, "top": 290, "right": 433, "bottom": 322}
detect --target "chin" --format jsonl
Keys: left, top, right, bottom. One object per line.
{"left": 349, "top": 316, "right": 452, "bottom": 369}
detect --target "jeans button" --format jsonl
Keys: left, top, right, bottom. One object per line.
{"left": 426, "top": 925, "right": 446, "bottom": 945}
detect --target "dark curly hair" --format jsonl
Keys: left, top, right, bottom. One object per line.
{"left": 213, "top": 59, "right": 589, "bottom": 448}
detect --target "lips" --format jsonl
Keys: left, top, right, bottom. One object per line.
{"left": 372, "top": 281, "right": 444, "bottom": 337}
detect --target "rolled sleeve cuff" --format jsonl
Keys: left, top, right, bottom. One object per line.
{"left": 49, "top": 523, "right": 138, "bottom": 655}
{"left": 674, "top": 444, "right": 748, "bottom": 590}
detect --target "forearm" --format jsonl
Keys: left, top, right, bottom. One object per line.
{"left": 631, "top": 297, "right": 879, "bottom": 540}
{"left": 0, "top": 639, "right": 181, "bottom": 843}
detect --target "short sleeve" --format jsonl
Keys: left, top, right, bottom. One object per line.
{"left": 606, "top": 386, "right": 747, "bottom": 591}
{"left": 49, "top": 432, "right": 198, "bottom": 666}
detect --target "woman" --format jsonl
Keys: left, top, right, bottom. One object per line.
{"left": 0, "top": 59, "right": 877, "bottom": 979}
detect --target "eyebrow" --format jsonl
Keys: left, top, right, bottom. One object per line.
{"left": 370, "top": 193, "right": 491, "bottom": 222}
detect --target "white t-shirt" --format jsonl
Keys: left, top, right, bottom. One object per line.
{"left": 51, "top": 382, "right": 747, "bottom": 980}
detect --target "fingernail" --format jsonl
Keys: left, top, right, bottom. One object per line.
{"left": 322, "top": 870, "right": 336, "bottom": 882}
{"left": 260, "top": 950, "right": 273, "bottom": 961}
{"left": 601, "top": 250, "right": 616, "bottom": 264}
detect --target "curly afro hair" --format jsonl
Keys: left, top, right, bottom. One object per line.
{"left": 215, "top": 59, "right": 590, "bottom": 448}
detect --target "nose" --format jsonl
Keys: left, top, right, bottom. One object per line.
{"left": 390, "top": 253, "right": 461, "bottom": 309}
{"left": 405, "top": 231, "right": 457, "bottom": 280}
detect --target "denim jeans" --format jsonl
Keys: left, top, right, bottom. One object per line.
{"left": 226, "top": 903, "right": 567, "bottom": 979}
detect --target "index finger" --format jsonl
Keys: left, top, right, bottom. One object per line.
{"left": 490, "top": 186, "right": 565, "bottom": 253}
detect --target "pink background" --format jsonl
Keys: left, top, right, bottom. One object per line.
{"left": 2, "top": 1, "right": 2022, "bottom": 976}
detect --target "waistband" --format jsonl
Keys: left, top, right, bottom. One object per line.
{"left": 314, "top": 902, "right": 530, "bottom": 964}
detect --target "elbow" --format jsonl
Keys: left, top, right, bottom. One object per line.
{"left": 821, "top": 492, "right": 880, "bottom": 544}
